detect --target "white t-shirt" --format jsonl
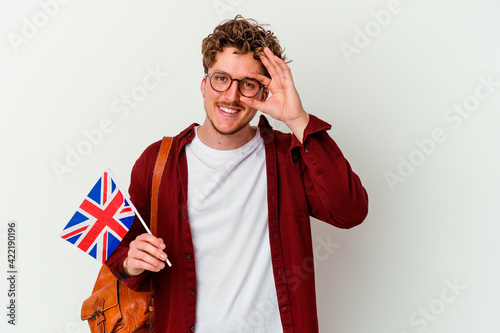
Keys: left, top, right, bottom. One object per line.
{"left": 185, "top": 127, "right": 283, "bottom": 333}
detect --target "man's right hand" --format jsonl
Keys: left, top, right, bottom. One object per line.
{"left": 123, "top": 233, "right": 168, "bottom": 276}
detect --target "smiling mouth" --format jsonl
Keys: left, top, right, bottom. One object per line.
{"left": 218, "top": 105, "right": 241, "bottom": 114}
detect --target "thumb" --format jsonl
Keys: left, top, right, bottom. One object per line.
{"left": 242, "top": 96, "right": 266, "bottom": 112}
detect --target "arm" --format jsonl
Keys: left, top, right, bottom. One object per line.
{"left": 293, "top": 115, "right": 368, "bottom": 228}
{"left": 244, "top": 47, "right": 368, "bottom": 227}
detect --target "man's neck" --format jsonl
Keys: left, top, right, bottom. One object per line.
{"left": 197, "top": 121, "right": 257, "bottom": 151}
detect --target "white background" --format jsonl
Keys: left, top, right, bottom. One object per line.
{"left": 1, "top": 0, "right": 499, "bottom": 332}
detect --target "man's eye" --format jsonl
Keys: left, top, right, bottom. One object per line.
{"left": 242, "top": 81, "right": 256, "bottom": 89}
{"left": 215, "top": 75, "right": 228, "bottom": 82}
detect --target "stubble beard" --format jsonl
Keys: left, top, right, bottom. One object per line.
{"left": 205, "top": 104, "right": 253, "bottom": 136}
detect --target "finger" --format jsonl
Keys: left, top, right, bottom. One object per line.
{"left": 271, "top": 53, "right": 293, "bottom": 85}
{"left": 276, "top": 56, "right": 291, "bottom": 75}
{"left": 126, "top": 254, "right": 165, "bottom": 274}
{"left": 267, "top": 48, "right": 290, "bottom": 72}
{"left": 263, "top": 47, "right": 286, "bottom": 79}
{"left": 264, "top": 47, "right": 293, "bottom": 83}
{"left": 136, "top": 233, "right": 166, "bottom": 251}
{"left": 241, "top": 96, "right": 266, "bottom": 112}
{"left": 131, "top": 237, "right": 168, "bottom": 262}
{"left": 244, "top": 72, "right": 271, "bottom": 87}
{"left": 263, "top": 47, "right": 279, "bottom": 66}
{"left": 259, "top": 50, "right": 280, "bottom": 80}
{"left": 128, "top": 243, "right": 166, "bottom": 271}
{"left": 123, "top": 257, "right": 145, "bottom": 276}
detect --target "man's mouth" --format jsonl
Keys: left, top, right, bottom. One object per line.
{"left": 218, "top": 105, "right": 241, "bottom": 114}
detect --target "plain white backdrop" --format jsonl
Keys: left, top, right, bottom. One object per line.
{"left": 1, "top": 0, "right": 499, "bottom": 332}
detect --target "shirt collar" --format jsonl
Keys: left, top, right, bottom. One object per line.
{"left": 176, "top": 123, "right": 198, "bottom": 155}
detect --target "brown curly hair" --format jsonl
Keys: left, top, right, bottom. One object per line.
{"left": 202, "top": 15, "right": 287, "bottom": 78}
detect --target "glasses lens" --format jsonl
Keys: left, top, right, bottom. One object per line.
{"left": 239, "top": 78, "right": 260, "bottom": 97}
{"left": 210, "top": 73, "right": 230, "bottom": 92}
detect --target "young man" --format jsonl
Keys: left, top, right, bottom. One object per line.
{"left": 107, "top": 16, "right": 368, "bottom": 333}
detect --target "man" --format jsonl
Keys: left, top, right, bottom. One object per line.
{"left": 107, "top": 15, "right": 368, "bottom": 332}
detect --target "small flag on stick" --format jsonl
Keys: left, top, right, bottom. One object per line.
{"left": 61, "top": 169, "right": 172, "bottom": 266}
{"left": 61, "top": 169, "right": 135, "bottom": 264}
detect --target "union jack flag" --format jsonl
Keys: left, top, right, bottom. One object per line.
{"left": 61, "top": 170, "right": 135, "bottom": 263}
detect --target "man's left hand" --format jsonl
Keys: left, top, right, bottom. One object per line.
{"left": 242, "top": 47, "right": 309, "bottom": 143}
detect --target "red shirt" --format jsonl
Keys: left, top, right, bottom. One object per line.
{"left": 106, "top": 114, "right": 368, "bottom": 333}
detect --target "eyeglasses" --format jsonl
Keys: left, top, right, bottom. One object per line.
{"left": 205, "top": 71, "right": 267, "bottom": 98}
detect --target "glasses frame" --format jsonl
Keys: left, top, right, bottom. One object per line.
{"left": 205, "top": 71, "right": 267, "bottom": 98}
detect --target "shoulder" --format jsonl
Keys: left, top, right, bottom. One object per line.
{"left": 131, "top": 139, "right": 163, "bottom": 183}
{"left": 137, "top": 123, "right": 197, "bottom": 160}
{"left": 136, "top": 138, "right": 164, "bottom": 166}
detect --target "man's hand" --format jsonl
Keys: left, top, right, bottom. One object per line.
{"left": 123, "top": 233, "right": 168, "bottom": 276}
{"left": 242, "top": 47, "right": 310, "bottom": 143}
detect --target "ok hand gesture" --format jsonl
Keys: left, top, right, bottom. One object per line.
{"left": 242, "top": 47, "right": 309, "bottom": 142}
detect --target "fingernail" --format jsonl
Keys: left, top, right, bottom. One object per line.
{"left": 160, "top": 253, "right": 167, "bottom": 260}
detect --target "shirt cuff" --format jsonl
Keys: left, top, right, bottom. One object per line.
{"left": 289, "top": 114, "right": 332, "bottom": 154}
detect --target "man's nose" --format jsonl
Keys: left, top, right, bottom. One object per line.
{"left": 224, "top": 79, "right": 241, "bottom": 101}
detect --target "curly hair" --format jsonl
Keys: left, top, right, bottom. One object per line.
{"left": 202, "top": 15, "right": 287, "bottom": 78}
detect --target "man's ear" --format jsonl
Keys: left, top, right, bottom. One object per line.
{"left": 200, "top": 76, "right": 207, "bottom": 97}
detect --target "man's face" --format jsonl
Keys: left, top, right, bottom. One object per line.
{"left": 201, "top": 47, "right": 268, "bottom": 136}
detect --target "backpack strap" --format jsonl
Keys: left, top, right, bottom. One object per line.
{"left": 150, "top": 137, "right": 173, "bottom": 236}
{"left": 148, "top": 136, "right": 173, "bottom": 331}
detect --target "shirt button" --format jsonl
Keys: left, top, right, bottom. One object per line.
{"left": 304, "top": 147, "right": 309, "bottom": 153}
{"left": 189, "top": 290, "right": 195, "bottom": 296}
{"left": 190, "top": 326, "right": 195, "bottom": 332}
{"left": 187, "top": 254, "right": 193, "bottom": 260}
{"left": 293, "top": 155, "right": 298, "bottom": 160}
{"left": 184, "top": 215, "right": 188, "bottom": 221}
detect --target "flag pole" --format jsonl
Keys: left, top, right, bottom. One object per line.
{"left": 107, "top": 169, "right": 172, "bottom": 267}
